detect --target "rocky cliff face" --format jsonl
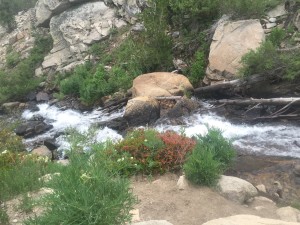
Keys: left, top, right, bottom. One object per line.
{"left": 0, "top": 0, "right": 145, "bottom": 75}
{"left": 0, "top": 9, "right": 38, "bottom": 69}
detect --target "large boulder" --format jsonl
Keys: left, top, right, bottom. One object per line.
{"left": 276, "top": 207, "right": 300, "bottom": 222}
{"left": 217, "top": 175, "right": 258, "bottom": 204}
{"left": 35, "top": 0, "right": 93, "bottom": 27}
{"left": 202, "top": 215, "right": 300, "bottom": 225}
{"left": 132, "top": 72, "right": 194, "bottom": 97}
{"left": 124, "top": 96, "right": 160, "bottom": 126}
{"left": 205, "top": 19, "right": 265, "bottom": 84}
{"left": 41, "top": 1, "right": 127, "bottom": 73}
{"left": 15, "top": 120, "right": 53, "bottom": 138}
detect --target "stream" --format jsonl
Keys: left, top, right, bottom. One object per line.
{"left": 21, "top": 103, "right": 300, "bottom": 158}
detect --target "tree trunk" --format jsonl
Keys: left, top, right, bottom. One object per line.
{"left": 208, "top": 98, "right": 300, "bottom": 106}
{"left": 194, "top": 74, "right": 300, "bottom": 98}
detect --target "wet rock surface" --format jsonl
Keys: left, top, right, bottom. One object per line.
{"left": 227, "top": 154, "right": 300, "bottom": 204}
{"left": 15, "top": 120, "right": 53, "bottom": 138}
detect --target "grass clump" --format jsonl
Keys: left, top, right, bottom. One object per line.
{"left": 240, "top": 40, "right": 300, "bottom": 80}
{"left": 0, "top": 128, "right": 25, "bottom": 153}
{"left": 0, "top": 151, "right": 57, "bottom": 202}
{"left": 25, "top": 152, "right": 137, "bottom": 225}
{"left": 0, "top": 34, "right": 52, "bottom": 104}
{"left": 60, "top": 63, "right": 133, "bottom": 105}
{"left": 0, "top": 206, "right": 9, "bottom": 225}
{"left": 184, "top": 129, "right": 236, "bottom": 186}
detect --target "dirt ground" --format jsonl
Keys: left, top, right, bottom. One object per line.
{"left": 131, "top": 173, "right": 281, "bottom": 225}
{"left": 4, "top": 155, "right": 300, "bottom": 225}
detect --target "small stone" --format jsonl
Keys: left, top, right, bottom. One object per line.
{"left": 130, "top": 209, "right": 140, "bottom": 222}
{"left": 269, "top": 17, "right": 277, "bottom": 23}
{"left": 254, "top": 206, "right": 266, "bottom": 211}
{"left": 57, "top": 159, "right": 70, "bottom": 166}
{"left": 266, "top": 23, "right": 277, "bottom": 29}
{"left": 172, "top": 31, "right": 180, "bottom": 38}
{"left": 254, "top": 196, "right": 275, "bottom": 204}
{"left": 31, "top": 145, "right": 52, "bottom": 159}
{"left": 256, "top": 184, "right": 267, "bottom": 193}
{"left": 12, "top": 219, "right": 18, "bottom": 223}
{"left": 36, "top": 92, "right": 49, "bottom": 102}
{"left": 177, "top": 175, "right": 188, "bottom": 190}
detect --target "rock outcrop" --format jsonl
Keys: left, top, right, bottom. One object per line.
{"left": 132, "top": 72, "right": 194, "bottom": 97}
{"left": 124, "top": 96, "right": 160, "bottom": 126}
{"left": 41, "top": 1, "right": 127, "bottom": 73}
{"left": 217, "top": 175, "right": 258, "bottom": 204}
{"left": 202, "top": 215, "right": 300, "bottom": 225}
{"left": 205, "top": 19, "right": 265, "bottom": 84}
{"left": 0, "top": 9, "right": 37, "bottom": 69}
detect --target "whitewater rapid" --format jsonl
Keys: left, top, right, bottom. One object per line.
{"left": 22, "top": 103, "right": 300, "bottom": 158}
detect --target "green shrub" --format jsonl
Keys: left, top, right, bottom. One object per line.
{"left": 0, "top": 151, "right": 58, "bottom": 202}
{"left": 184, "top": 146, "right": 221, "bottom": 186}
{"left": 0, "top": 206, "right": 9, "bottom": 225}
{"left": 0, "top": 0, "right": 37, "bottom": 31}
{"left": 60, "top": 64, "right": 133, "bottom": 105}
{"left": 240, "top": 40, "right": 300, "bottom": 80}
{"left": 239, "top": 41, "right": 279, "bottom": 77}
{"left": 6, "top": 50, "right": 21, "bottom": 68}
{"left": 26, "top": 152, "right": 137, "bottom": 225}
{"left": 267, "top": 28, "right": 286, "bottom": 47}
{"left": 197, "top": 128, "right": 236, "bottom": 170}
{"left": 188, "top": 50, "right": 206, "bottom": 85}
{"left": 184, "top": 128, "right": 236, "bottom": 186}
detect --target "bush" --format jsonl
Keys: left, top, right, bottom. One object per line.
{"left": 105, "top": 129, "right": 195, "bottom": 175}
{"left": 26, "top": 152, "right": 137, "bottom": 225}
{"left": 197, "top": 128, "right": 236, "bottom": 170}
{"left": 60, "top": 64, "right": 133, "bottom": 105}
{"left": 0, "top": 0, "right": 37, "bottom": 31}
{"left": 240, "top": 40, "right": 300, "bottom": 80}
{"left": 184, "top": 146, "right": 221, "bottom": 186}
{"left": 6, "top": 50, "right": 21, "bottom": 68}
{"left": 267, "top": 28, "right": 286, "bottom": 47}
{"left": 188, "top": 50, "right": 206, "bottom": 85}
{"left": 184, "top": 128, "right": 236, "bottom": 186}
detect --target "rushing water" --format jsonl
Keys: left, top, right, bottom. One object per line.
{"left": 22, "top": 103, "right": 300, "bottom": 158}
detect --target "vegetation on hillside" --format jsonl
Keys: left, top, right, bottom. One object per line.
{"left": 0, "top": 0, "right": 37, "bottom": 31}
{"left": 0, "top": 33, "right": 52, "bottom": 104}
{"left": 0, "top": 126, "right": 235, "bottom": 224}
{"left": 57, "top": 0, "right": 283, "bottom": 105}
{"left": 240, "top": 27, "right": 300, "bottom": 80}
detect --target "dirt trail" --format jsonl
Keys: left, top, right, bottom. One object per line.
{"left": 132, "top": 173, "right": 280, "bottom": 225}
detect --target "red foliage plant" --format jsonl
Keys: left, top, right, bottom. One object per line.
{"left": 157, "top": 131, "right": 196, "bottom": 171}
{"left": 115, "top": 129, "right": 196, "bottom": 173}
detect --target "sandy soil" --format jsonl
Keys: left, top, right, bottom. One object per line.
{"left": 131, "top": 173, "right": 280, "bottom": 225}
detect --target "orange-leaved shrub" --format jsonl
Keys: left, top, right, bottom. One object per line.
{"left": 113, "top": 129, "right": 196, "bottom": 174}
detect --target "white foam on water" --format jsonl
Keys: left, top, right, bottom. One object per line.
{"left": 156, "top": 113, "right": 300, "bottom": 158}
{"left": 22, "top": 104, "right": 124, "bottom": 148}
{"left": 21, "top": 104, "right": 300, "bottom": 158}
